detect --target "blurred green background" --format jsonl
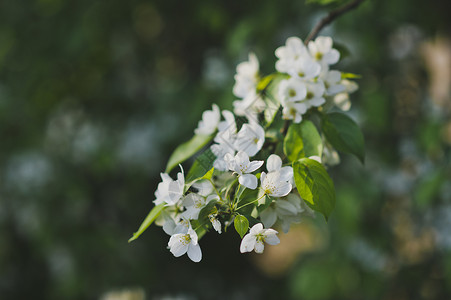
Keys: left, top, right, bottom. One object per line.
{"left": 1, "top": 0, "right": 451, "bottom": 299}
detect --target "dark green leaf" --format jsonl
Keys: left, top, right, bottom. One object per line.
{"left": 165, "top": 134, "right": 214, "bottom": 173}
{"left": 293, "top": 158, "right": 335, "bottom": 220}
{"left": 128, "top": 203, "right": 165, "bottom": 242}
{"left": 198, "top": 200, "right": 218, "bottom": 221}
{"left": 185, "top": 149, "right": 216, "bottom": 184}
{"left": 234, "top": 214, "right": 249, "bottom": 239}
{"left": 321, "top": 112, "right": 365, "bottom": 163}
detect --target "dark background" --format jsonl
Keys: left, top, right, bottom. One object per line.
{"left": 1, "top": 0, "right": 450, "bottom": 299}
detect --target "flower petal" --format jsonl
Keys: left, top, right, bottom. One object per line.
{"left": 239, "top": 174, "right": 258, "bottom": 190}
{"left": 260, "top": 207, "right": 277, "bottom": 228}
{"left": 240, "top": 234, "right": 256, "bottom": 253}
{"left": 254, "top": 241, "right": 265, "bottom": 253}
{"left": 267, "top": 154, "right": 282, "bottom": 173}
{"left": 187, "top": 243, "right": 202, "bottom": 262}
{"left": 247, "top": 160, "right": 264, "bottom": 173}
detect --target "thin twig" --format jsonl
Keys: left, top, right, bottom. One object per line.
{"left": 304, "top": 0, "right": 365, "bottom": 45}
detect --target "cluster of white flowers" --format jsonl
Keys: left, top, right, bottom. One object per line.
{"left": 144, "top": 36, "right": 358, "bottom": 262}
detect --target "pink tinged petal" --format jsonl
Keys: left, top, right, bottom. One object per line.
{"left": 260, "top": 208, "right": 277, "bottom": 228}
{"left": 247, "top": 160, "right": 264, "bottom": 173}
{"left": 250, "top": 223, "right": 264, "bottom": 234}
{"left": 240, "top": 234, "right": 257, "bottom": 253}
{"left": 168, "top": 235, "right": 189, "bottom": 257}
{"left": 254, "top": 241, "right": 265, "bottom": 253}
{"left": 187, "top": 243, "right": 202, "bottom": 262}
{"left": 239, "top": 174, "right": 258, "bottom": 190}
{"left": 267, "top": 154, "right": 282, "bottom": 172}
{"left": 264, "top": 232, "right": 280, "bottom": 246}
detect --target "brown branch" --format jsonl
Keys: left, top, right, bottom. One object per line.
{"left": 304, "top": 0, "right": 365, "bottom": 45}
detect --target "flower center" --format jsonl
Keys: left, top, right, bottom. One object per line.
{"left": 315, "top": 52, "right": 323, "bottom": 61}
{"left": 306, "top": 91, "right": 314, "bottom": 99}
{"left": 288, "top": 89, "right": 296, "bottom": 97}
{"left": 180, "top": 234, "right": 191, "bottom": 245}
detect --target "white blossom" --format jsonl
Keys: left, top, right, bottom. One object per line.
{"left": 333, "top": 79, "right": 359, "bottom": 111}
{"left": 260, "top": 193, "right": 305, "bottom": 233}
{"left": 320, "top": 70, "right": 346, "bottom": 96}
{"left": 281, "top": 101, "right": 308, "bottom": 123}
{"left": 233, "top": 52, "right": 260, "bottom": 99}
{"left": 260, "top": 154, "right": 293, "bottom": 198}
{"left": 240, "top": 223, "right": 280, "bottom": 253}
{"left": 233, "top": 89, "right": 266, "bottom": 124}
{"left": 304, "top": 80, "right": 326, "bottom": 108}
{"left": 308, "top": 36, "right": 340, "bottom": 66}
{"left": 287, "top": 57, "right": 321, "bottom": 80}
{"left": 278, "top": 77, "right": 307, "bottom": 103}
{"left": 211, "top": 110, "right": 237, "bottom": 171}
{"left": 154, "top": 166, "right": 185, "bottom": 206}
{"left": 209, "top": 214, "right": 222, "bottom": 234}
{"left": 275, "top": 37, "right": 309, "bottom": 73}
{"left": 234, "top": 123, "right": 265, "bottom": 157}
{"left": 168, "top": 227, "right": 202, "bottom": 262}
{"left": 194, "top": 104, "right": 220, "bottom": 135}
{"left": 224, "top": 150, "right": 264, "bottom": 189}
{"left": 181, "top": 194, "right": 218, "bottom": 220}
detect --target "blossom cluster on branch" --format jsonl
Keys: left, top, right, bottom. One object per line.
{"left": 129, "top": 36, "right": 364, "bottom": 263}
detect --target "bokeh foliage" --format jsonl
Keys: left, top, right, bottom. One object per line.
{"left": 0, "top": 0, "right": 450, "bottom": 299}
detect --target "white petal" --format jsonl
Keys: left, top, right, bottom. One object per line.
{"left": 240, "top": 234, "right": 256, "bottom": 253}
{"left": 260, "top": 207, "right": 277, "bottom": 228}
{"left": 239, "top": 174, "right": 258, "bottom": 190}
{"left": 264, "top": 232, "right": 280, "bottom": 246}
{"left": 187, "top": 243, "right": 202, "bottom": 262}
{"left": 250, "top": 223, "right": 264, "bottom": 234}
{"left": 168, "top": 235, "right": 189, "bottom": 257}
{"left": 275, "top": 200, "right": 298, "bottom": 216}
{"left": 247, "top": 160, "right": 264, "bottom": 173}
{"left": 279, "top": 166, "right": 294, "bottom": 182}
{"left": 272, "top": 182, "right": 292, "bottom": 197}
{"left": 324, "top": 49, "right": 340, "bottom": 65}
{"left": 267, "top": 154, "right": 282, "bottom": 172}
{"left": 254, "top": 241, "right": 265, "bottom": 253}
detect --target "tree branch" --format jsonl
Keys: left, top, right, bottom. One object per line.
{"left": 304, "top": 0, "right": 365, "bottom": 45}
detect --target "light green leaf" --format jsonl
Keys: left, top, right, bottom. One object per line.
{"left": 284, "top": 120, "right": 323, "bottom": 162}
{"left": 165, "top": 134, "right": 214, "bottom": 173}
{"left": 293, "top": 158, "right": 335, "bottom": 220}
{"left": 341, "top": 72, "right": 362, "bottom": 79}
{"left": 234, "top": 214, "right": 249, "bottom": 239}
{"left": 321, "top": 112, "right": 365, "bottom": 163}
{"left": 128, "top": 203, "right": 165, "bottom": 242}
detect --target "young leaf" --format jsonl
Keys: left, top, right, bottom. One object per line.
{"left": 234, "top": 214, "right": 249, "bottom": 239}
{"left": 128, "top": 203, "right": 165, "bottom": 242}
{"left": 293, "top": 158, "right": 335, "bottom": 220}
{"left": 165, "top": 134, "right": 214, "bottom": 173}
{"left": 321, "top": 112, "right": 365, "bottom": 163}
{"left": 284, "top": 120, "right": 323, "bottom": 162}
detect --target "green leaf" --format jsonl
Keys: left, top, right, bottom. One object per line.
{"left": 128, "top": 203, "right": 165, "bottom": 242}
{"left": 165, "top": 134, "right": 214, "bottom": 173}
{"left": 234, "top": 214, "right": 249, "bottom": 239}
{"left": 284, "top": 120, "right": 323, "bottom": 162}
{"left": 185, "top": 149, "right": 216, "bottom": 184}
{"left": 321, "top": 112, "right": 365, "bottom": 163}
{"left": 341, "top": 72, "right": 362, "bottom": 79}
{"left": 293, "top": 158, "right": 335, "bottom": 220}
{"left": 198, "top": 200, "right": 218, "bottom": 221}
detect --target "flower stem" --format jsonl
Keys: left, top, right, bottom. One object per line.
{"left": 236, "top": 193, "right": 267, "bottom": 211}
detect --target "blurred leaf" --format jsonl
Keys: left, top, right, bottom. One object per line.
{"left": 128, "top": 203, "right": 165, "bottom": 243}
{"left": 293, "top": 158, "right": 335, "bottom": 220}
{"left": 165, "top": 134, "right": 214, "bottom": 173}
{"left": 234, "top": 214, "right": 249, "bottom": 238}
{"left": 321, "top": 112, "right": 365, "bottom": 163}
{"left": 186, "top": 149, "right": 216, "bottom": 184}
